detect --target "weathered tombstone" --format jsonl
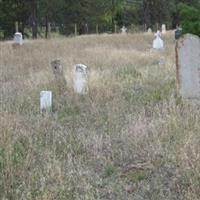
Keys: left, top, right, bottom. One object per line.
{"left": 40, "top": 91, "right": 52, "bottom": 113}
{"left": 147, "top": 28, "right": 152, "bottom": 34}
{"left": 14, "top": 32, "right": 23, "bottom": 45}
{"left": 153, "top": 31, "right": 164, "bottom": 49}
{"left": 161, "top": 24, "right": 166, "bottom": 34}
{"left": 73, "top": 64, "right": 88, "bottom": 94}
{"left": 121, "top": 26, "right": 127, "bottom": 34}
{"left": 51, "top": 59, "right": 67, "bottom": 94}
{"left": 176, "top": 34, "right": 200, "bottom": 99}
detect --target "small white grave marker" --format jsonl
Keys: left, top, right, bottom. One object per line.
{"left": 161, "top": 24, "right": 166, "bottom": 34}
{"left": 176, "top": 34, "right": 200, "bottom": 99}
{"left": 147, "top": 28, "right": 152, "bottom": 34}
{"left": 40, "top": 91, "right": 52, "bottom": 112}
{"left": 14, "top": 32, "right": 23, "bottom": 45}
{"left": 153, "top": 31, "right": 164, "bottom": 49}
{"left": 121, "top": 26, "right": 127, "bottom": 34}
{"left": 73, "top": 64, "right": 88, "bottom": 94}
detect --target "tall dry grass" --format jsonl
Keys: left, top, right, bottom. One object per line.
{"left": 0, "top": 32, "right": 200, "bottom": 200}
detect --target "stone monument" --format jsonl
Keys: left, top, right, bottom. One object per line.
{"left": 176, "top": 34, "right": 200, "bottom": 99}
{"left": 40, "top": 91, "right": 52, "bottom": 112}
{"left": 73, "top": 64, "right": 88, "bottom": 94}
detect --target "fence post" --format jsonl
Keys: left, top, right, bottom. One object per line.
{"left": 144, "top": 24, "right": 147, "bottom": 32}
{"left": 114, "top": 22, "right": 117, "bottom": 33}
{"left": 74, "top": 24, "right": 77, "bottom": 36}
{"left": 96, "top": 24, "right": 99, "bottom": 34}
{"left": 85, "top": 24, "right": 88, "bottom": 34}
{"left": 48, "top": 23, "right": 51, "bottom": 38}
{"left": 15, "top": 21, "right": 19, "bottom": 32}
{"left": 156, "top": 23, "right": 159, "bottom": 30}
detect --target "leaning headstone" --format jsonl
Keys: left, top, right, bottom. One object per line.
{"left": 121, "top": 26, "right": 127, "bottom": 34}
{"left": 14, "top": 32, "right": 23, "bottom": 45}
{"left": 161, "top": 24, "right": 166, "bottom": 34}
{"left": 176, "top": 34, "right": 200, "bottom": 99}
{"left": 40, "top": 91, "right": 52, "bottom": 113}
{"left": 73, "top": 64, "right": 88, "bottom": 94}
{"left": 153, "top": 31, "right": 164, "bottom": 49}
{"left": 51, "top": 59, "right": 67, "bottom": 94}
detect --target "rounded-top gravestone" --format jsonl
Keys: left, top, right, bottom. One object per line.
{"left": 147, "top": 28, "right": 152, "bottom": 34}
{"left": 14, "top": 32, "right": 23, "bottom": 45}
{"left": 73, "top": 64, "right": 88, "bottom": 94}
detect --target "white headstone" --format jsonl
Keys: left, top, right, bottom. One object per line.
{"left": 121, "top": 26, "right": 127, "bottom": 34}
{"left": 14, "top": 32, "right": 23, "bottom": 45}
{"left": 161, "top": 24, "right": 166, "bottom": 34}
{"left": 147, "top": 28, "right": 152, "bottom": 34}
{"left": 73, "top": 64, "right": 88, "bottom": 94}
{"left": 40, "top": 91, "right": 52, "bottom": 112}
{"left": 176, "top": 34, "right": 200, "bottom": 99}
{"left": 153, "top": 31, "right": 164, "bottom": 49}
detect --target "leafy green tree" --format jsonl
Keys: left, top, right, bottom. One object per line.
{"left": 0, "top": 0, "right": 29, "bottom": 38}
{"left": 178, "top": 3, "right": 200, "bottom": 36}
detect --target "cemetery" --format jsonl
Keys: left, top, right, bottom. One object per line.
{"left": 1, "top": 30, "right": 200, "bottom": 199}
{"left": 0, "top": 1, "right": 200, "bottom": 200}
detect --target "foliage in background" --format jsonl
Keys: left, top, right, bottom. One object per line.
{"left": 178, "top": 3, "right": 200, "bottom": 36}
{"left": 0, "top": 0, "right": 200, "bottom": 39}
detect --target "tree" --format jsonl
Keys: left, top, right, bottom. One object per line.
{"left": 38, "top": 0, "right": 65, "bottom": 38}
{"left": 178, "top": 3, "right": 200, "bottom": 36}
{"left": 0, "top": 0, "right": 29, "bottom": 38}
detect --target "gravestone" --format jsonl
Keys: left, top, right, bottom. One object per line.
{"left": 153, "top": 31, "right": 164, "bottom": 49}
{"left": 147, "top": 28, "right": 152, "bottom": 34}
{"left": 14, "top": 32, "right": 23, "bottom": 45}
{"left": 176, "top": 34, "right": 200, "bottom": 99}
{"left": 121, "top": 26, "right": 127, "bottom": 34}
{"left": 40, "top": 91, "right": 52, "bottom": 112}
{"left": 51, "top": 59, "right": 67, "bottom": 94}
{"left": 161, "top": 24, "right": 166, "bottom": 34}
{"left": 73, "top": 64, "right": 88, "bottom": 94}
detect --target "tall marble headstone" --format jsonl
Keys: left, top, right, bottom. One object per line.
{"left": 40, "top": 91, "right": 52, "bottom": 112}
{"left": 176, "top": 34, "right": 200, "bottom": 99}
{"left": 73, "top": 64, "right": 88, "bottom": 94}
{"left": 14, "top": 32, "right": 23, "bottom": 45}
{"left": 161, "top": 24, "right": 166, "bottom": 34}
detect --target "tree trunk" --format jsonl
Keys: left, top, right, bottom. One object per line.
{"left": 32, "top": 0, "right": 38, "bottom": 39}
{"left": 45, "top": 15, "right": 48, "bottom": 39}
{"left": 111, "top": 0, "right": 115, "bottom": 33}
{"left": 143, "top": 0, "right": 151, "bottom": 28}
